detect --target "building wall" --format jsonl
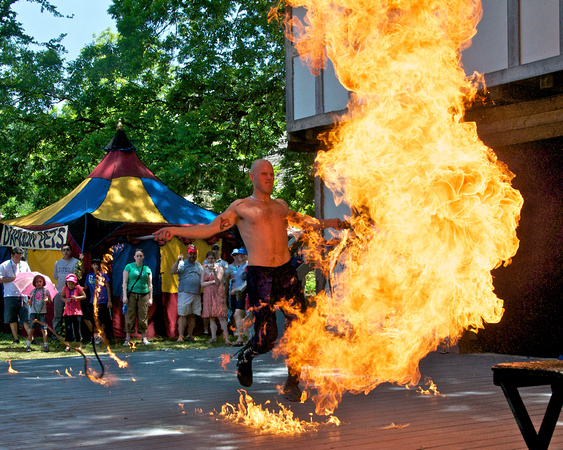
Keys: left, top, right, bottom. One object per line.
{"left": 479, "top": 137, "right": 563, "bottom": 357}
{"left": 291, "top": 1, "right": 563, "bottom": 358}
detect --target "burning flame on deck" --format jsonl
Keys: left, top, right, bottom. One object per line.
{"left": 275, "top": 0, "right": 523, "bottom": 415}
{"left": 217, "top": 390, "right": 340, "bottom": 434}
{"left": 6, "top": 360, "right": 18, "bottom": 373}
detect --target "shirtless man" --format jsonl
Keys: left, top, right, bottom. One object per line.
{"left": 154, "top": 159, "right": 344, "bottom": 401}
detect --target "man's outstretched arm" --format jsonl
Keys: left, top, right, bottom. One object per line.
{"left": 287, "top": 209, "right": 347, "bottom": 231}
{"left": 153, "top": 205, "right": 239, "bottom": 242}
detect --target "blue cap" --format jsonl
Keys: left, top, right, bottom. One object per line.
{"left": 238, "top": 248, "right": 248, "bottom": 255}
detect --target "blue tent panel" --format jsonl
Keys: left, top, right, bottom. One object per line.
{"left": 141, "top": 178, "right": 217, "bottom": 225}
{"left": 47, "top": 178, "right": 111, "bottom": 225}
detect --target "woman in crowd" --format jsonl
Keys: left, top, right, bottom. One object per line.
{"left": 122, "top": 248, "right": 153, "bottom": 346}
{"left": 201, "top": 251, "right": 228, "bottom": 344}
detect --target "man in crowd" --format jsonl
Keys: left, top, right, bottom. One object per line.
{"left": 170, "top": 244, "right": 202, "bottom": 342}
{"left": 154, "top": 159, "right": 344, "bottom": 401}
{"left": 0, "top": 247, "right": 31, "bottom": 344}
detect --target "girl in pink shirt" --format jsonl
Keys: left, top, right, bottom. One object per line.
{"left": 62, "top": 273, "right": 86, "bottom": 352}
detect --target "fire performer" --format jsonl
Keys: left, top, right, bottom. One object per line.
{"left": 154, "top": 159, "right": 345, "bottom": 401}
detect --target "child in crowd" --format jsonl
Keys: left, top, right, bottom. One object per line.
{"left": 84, "top": 258, "right": 113, "bottom": 344}
{"left": 26, "top": 274, "right": 52, "bottom": 352}
{"left": 62, "top": 273, "right": 86, "bottom": 352}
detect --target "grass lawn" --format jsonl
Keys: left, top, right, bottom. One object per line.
{"left": 0, "top": 332, "right": 240, "bottom": 361}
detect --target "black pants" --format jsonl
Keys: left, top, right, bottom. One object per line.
{"left": 65, "top": 315, "right": 83, "bottom": 343}
{"left": 246, "top": 261, "right": 306, "bottom": 354}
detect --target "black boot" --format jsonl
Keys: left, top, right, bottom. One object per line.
{"left": 235, "top": 344, "right": 258, "bottom": 387}
{"left": 282, "top": 371, "right": 302, "bottom": 402}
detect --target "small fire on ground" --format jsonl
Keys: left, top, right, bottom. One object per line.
{"left": 215, "top": 390, "right": 341, "bottom": 435}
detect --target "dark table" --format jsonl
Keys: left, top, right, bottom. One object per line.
{"left": 493, "top": 360, "right": 563, "bottom": 450}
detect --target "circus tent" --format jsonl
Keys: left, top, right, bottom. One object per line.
{"left": 1, "top": 128, "right": 236, "bottom": 338}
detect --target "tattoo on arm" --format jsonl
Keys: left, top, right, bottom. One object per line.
{"left": 220, "top": 216, "right": 232, "bottom": 230}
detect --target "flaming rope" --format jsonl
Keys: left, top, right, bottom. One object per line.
{"left": 275, "top": 0, "right": 523, "bottom": 415}
{"left": 37, "top": 319, "right": 106, "bottom": 382}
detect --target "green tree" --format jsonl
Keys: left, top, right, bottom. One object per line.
{"left": 109, "top": 0, "right": 302, "bottom": 212}
{"left": 0, "top": 0, "right": 315, "bottom": 220}
{"left": 0, "top": 0, "right": 71, "bottom": 217}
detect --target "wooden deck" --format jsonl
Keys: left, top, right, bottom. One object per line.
{"left": 1, "top": 346, "right": 562, "bottom": 449}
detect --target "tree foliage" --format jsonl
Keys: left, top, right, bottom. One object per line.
{"left": 0, "top": 0, "right": 315, "bottom": 220}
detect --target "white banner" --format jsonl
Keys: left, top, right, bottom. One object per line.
{"left": 1, "top": 224, "right": 68, "bottom": 250}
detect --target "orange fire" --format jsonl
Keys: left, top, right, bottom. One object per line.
{"left": 92, "top": 250, "right": 114, "bottom": 344}
{"left": 274, "top": 0, "right": 523, "bottom": 415}
{"left": 220, "top": 353, "right": 232, "bottom": 371}
{"left": 415, "top": 377, "right": 444, "bottom": 397}
{"left": 90, "top": 247, "right": 128, "bottom": 372}
{"left": 218, "top": 390, "right": 340, "bottom": 434}
{"left": 6, "top": 360, "right": 18, "bottom": 373}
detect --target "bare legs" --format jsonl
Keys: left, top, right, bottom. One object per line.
{"left": 187, "top": 315, "right": 196, "bottom": 339}
{"left": 178, "top": 315, "right": 187, "bottom": 338}
{"left": 208, "top": 317, "right": 229, "bottom": 343}
{"left": 233, "top": 309, "right": 245, "bottom": 344}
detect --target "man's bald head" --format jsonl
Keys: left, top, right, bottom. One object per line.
{"left": 250, "top": 159, "right": 273, "bottom": 175}
{"left": 249, "top": 159, "right": 275, "bottom": 196}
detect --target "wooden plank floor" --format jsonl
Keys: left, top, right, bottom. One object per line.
{"left": 1, "top": 346, "right": 562, "bottom": 449}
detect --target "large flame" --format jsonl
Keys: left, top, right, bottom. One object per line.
{"left": 218, "top": 390, "right": 340, "bottom": 434}
{"left": 277, "top": 0, "right": 523, "bottom": 415}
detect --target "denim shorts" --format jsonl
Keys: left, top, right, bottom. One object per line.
{"left": 30, "top": 313, "right": 48, "bottom": 330}
{"left": 4, "top": 297, "right": 29, "bottom": 324}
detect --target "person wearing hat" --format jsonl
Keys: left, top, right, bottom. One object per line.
{"left": 0, "top": 247, "right": 32, "bottom": 344}
{"left": 170, "top": 244, "right": 203, "bottom": 342}
{"left": 52, "top": 243, "right": 84, "bottom": 341}
{"left": 226, "top": 248, "right": 248, "bottom": 346}
{"left": 61, "top": 272, "right": 86, "bottom": 352}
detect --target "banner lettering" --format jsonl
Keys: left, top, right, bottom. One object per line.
{"left": 1, "top": 225, "right": 68, "bottom": 250}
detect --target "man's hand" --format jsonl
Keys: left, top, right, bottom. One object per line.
{"left": 153, "top": 227, "right": 174, "bottom": 242}
{"left": 324, "top": 218, "right": 350, "bottom": 230}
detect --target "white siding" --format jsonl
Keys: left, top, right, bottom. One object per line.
{"left": 293, "top": 56, "right": 316, "bottom": 119}
{"left": 520, "top": 0, "right": 560, "bottom": 64}
{"left": 323, "top": 58, "right": 349, "bottom": 112}
{"left": 461, "top": 0, "right": 509, "bottom": 75}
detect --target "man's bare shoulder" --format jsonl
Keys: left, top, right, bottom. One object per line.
{"left": 230, "top": 197, "right": 252, "bottom": 212}
{"left": 274, "top": 198, "right": 288, "bottom": 208}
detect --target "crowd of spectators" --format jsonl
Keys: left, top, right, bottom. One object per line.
{"left": 1, "top": 242, "right": 253, "bottom": 353}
